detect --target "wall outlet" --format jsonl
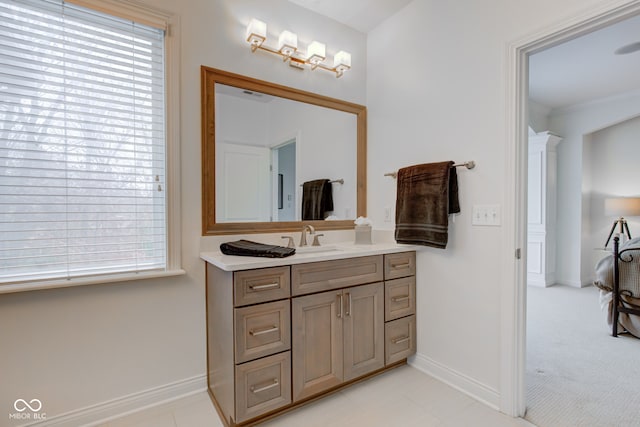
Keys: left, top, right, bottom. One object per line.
{"left": 472, "top": 204, "right": 501, "bottom": 226}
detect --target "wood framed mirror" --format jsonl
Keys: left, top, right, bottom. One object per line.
{"left": 201, "top": 67, "right": 367, "bottom": 236}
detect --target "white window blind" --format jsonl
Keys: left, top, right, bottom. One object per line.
{"left": 0, "top": 0, "right": 167, "bottom": 284}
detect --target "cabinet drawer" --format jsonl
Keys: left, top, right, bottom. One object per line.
{"left": 385, "top": 315, "right": 416, "bottom": 365}
{"left": 292, "top": 255, "right": 383, "bottom": 296}
{"left": 385, "top": 277, "right": 416, "bottom": 321}
{"left": 235, "top": 351, "right": 291, "bottom": 423}
{"left": 235, "top": 300, "right": 291, "bottom": 364}
{"left": 234, "top": 266, "right": 290, "bottom": 307}
{"left": 384, "top": 252, "right": 416, "bottom": 280}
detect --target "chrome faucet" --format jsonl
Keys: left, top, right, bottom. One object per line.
{"left": 299, "top": 224, "right": 315, "bottom": 247}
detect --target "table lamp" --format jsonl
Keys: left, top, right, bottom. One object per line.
{"left": 604, "top": 197, "right": 640, "bottom": 248}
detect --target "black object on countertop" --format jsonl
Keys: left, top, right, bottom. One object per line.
{"left": 220, "top": 239, "right": 296, "bottom": 258}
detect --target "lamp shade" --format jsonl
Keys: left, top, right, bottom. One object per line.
{"left": 246, "top": 18, "right": 267, "bottom": 47}
{"left": 307, "top": 41, "right": 326, "bottom": 63}
{"left": 333, "top": 50, "right": 351, "bottom": 70}
{"left": 278, "top": 30, "right": 297, "bottom": 56}
{"left": 605, "top": 197, "right": 640, "bottom": 217}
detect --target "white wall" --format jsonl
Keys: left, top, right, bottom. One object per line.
{"left": 217, "top": 93, "right": 270, "bottom": 146}
{"left": 0, "top": 0, "right": 366, "bottom": 423}
{"left": 529, "top": 100, "right": 551, "bottom": 133}
{"left": 548, "top": 92, "right": 640, "bottom": 286}
{"left": 366, "top": 0, "right": 620, "bottom": 404}
{"left": 585, "top": 115, "right": 640, "bottom": 275}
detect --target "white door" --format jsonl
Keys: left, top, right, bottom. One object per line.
{"left": 216, "top": 142, "right": 270, "bottom": 222}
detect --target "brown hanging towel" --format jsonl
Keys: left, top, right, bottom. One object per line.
{"left": 302, "top": 179, "right": 333, "bottom": 220}
{"left": 394, "top": 161, "right": 460, "bottom": 248}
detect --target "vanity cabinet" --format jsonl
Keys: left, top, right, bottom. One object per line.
{"left": 205, "top": 250, "right": 416, "bottom": 426}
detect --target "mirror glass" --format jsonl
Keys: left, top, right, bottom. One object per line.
{"left": 202, "top": 67, "right": 366, "bottom": 235}
{"left": 215, "top": 84, "right": 357, "bottom": 223}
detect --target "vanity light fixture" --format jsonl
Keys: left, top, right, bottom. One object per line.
{"left": 245, "top": 18, "right": 351, "bottom": 78}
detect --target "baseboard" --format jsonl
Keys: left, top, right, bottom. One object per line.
{"left": 28, "top": 374, "right": 207, "bottom": 427}
{"left": 556, "top": 279, "right": 586, "bottom": 288}
{"left": 527, "top": 280, "right": 551, "bottom": 288}
{"left": 409, "top": 353, "right": 500, "bottom": 410}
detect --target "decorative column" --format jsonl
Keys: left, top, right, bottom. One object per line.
{"left": 528, "top": 130, "right": 562, "bottom": 287}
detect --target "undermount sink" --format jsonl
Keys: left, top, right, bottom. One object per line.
{"left": 294, "top": 245, "right": 340, "bottom": 254}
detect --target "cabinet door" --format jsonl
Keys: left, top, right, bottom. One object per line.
{"left": 343, "top": 282, "right": 385, "bottom": 381}
{"left": 292, "top": 290, "right": 344, "bottom": 402}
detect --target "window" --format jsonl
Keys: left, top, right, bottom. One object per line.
{"left": 0, "top": 0, "right": 179, "bottom": 289}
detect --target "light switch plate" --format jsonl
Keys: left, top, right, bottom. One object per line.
{"left": 472, "top": 204, "right": 501, "bottom": 226}
{"left": 384, "top": 206, "right": 392, "bottom": 222}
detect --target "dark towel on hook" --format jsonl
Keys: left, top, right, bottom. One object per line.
{"left": 302, "top": 179, "right": 334, "bottom": 220}
{"left": 394, "top": 161, "right": 460, "bottom": 249}
{"left": 220, "top": 240, "right": 296, "bottom": 258}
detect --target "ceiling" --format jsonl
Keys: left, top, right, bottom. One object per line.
{"left": 288, "top": 1, "right": 640, "bottom": 111}
{"left": 288, "top": 0, "right": 413, "bottom": 34}
{"left": 528, "top": 14, "right": 640, "bottom": 111}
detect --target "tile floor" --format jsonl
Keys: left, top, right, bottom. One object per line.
{"left": 98, "top": 366, "right": 534, "bottom": 427}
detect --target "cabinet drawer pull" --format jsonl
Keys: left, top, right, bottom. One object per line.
{"left": 250, "top": 379, "right": 279, "bottom": 394}
{"left": 345, "top": 292, "right": 352, "bottom": 316}
{"left": 392, "top": 335, "right": 410, "bottom": 344}
{"left": 391, "top": 295, "right": 410, "bottom": 303}
{"left": 337, "top": 293, "right": 343, "bottom": 318}
{"left": 249, "top": 282, "right": 280, "bottom": 291}
{"left": 391, "top": 262, "right": 411, "bottom": 269}
{"left": 249, "top": 325, "right": 279, "bottom": 336}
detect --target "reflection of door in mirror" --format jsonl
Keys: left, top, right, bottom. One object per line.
{"left": 215, "top": 142, "right": 270, "bottom": 222}
{"left": 272, "top": 139, "right": 296, "bottom": 221}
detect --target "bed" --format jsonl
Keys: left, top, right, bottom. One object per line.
{"left": 594, "top": 236, "right": 640, "bottom": 337}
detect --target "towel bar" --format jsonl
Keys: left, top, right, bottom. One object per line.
{"left": 384, "top": 161, "right": 475, "bottom": 179}
{"left": 300, "top": 179, "right": 344, "bottom": 186}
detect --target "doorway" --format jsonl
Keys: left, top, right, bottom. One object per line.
{"left": 271, "top": 138, "right": 297, "bottom": 222}
{"left": 504, "top": 0, "right": 640, "bottom": 418}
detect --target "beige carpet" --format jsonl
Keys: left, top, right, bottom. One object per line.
{"left": 525, "top": 285, "right": 640, "bottom": 427}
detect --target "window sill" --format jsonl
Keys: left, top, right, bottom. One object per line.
{"left": 0, "top": 269, "right": 186, "bottom": 294}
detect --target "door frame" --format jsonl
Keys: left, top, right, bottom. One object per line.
{"left": 502, "top": 0, "right": 640, "bottom": 416}
{"left": 270, "top": 137, "right": 296, "bottom": 222}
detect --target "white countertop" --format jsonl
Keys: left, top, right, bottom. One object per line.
{"left": 200, "top": 242, "right": 418, "bottom": 271}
